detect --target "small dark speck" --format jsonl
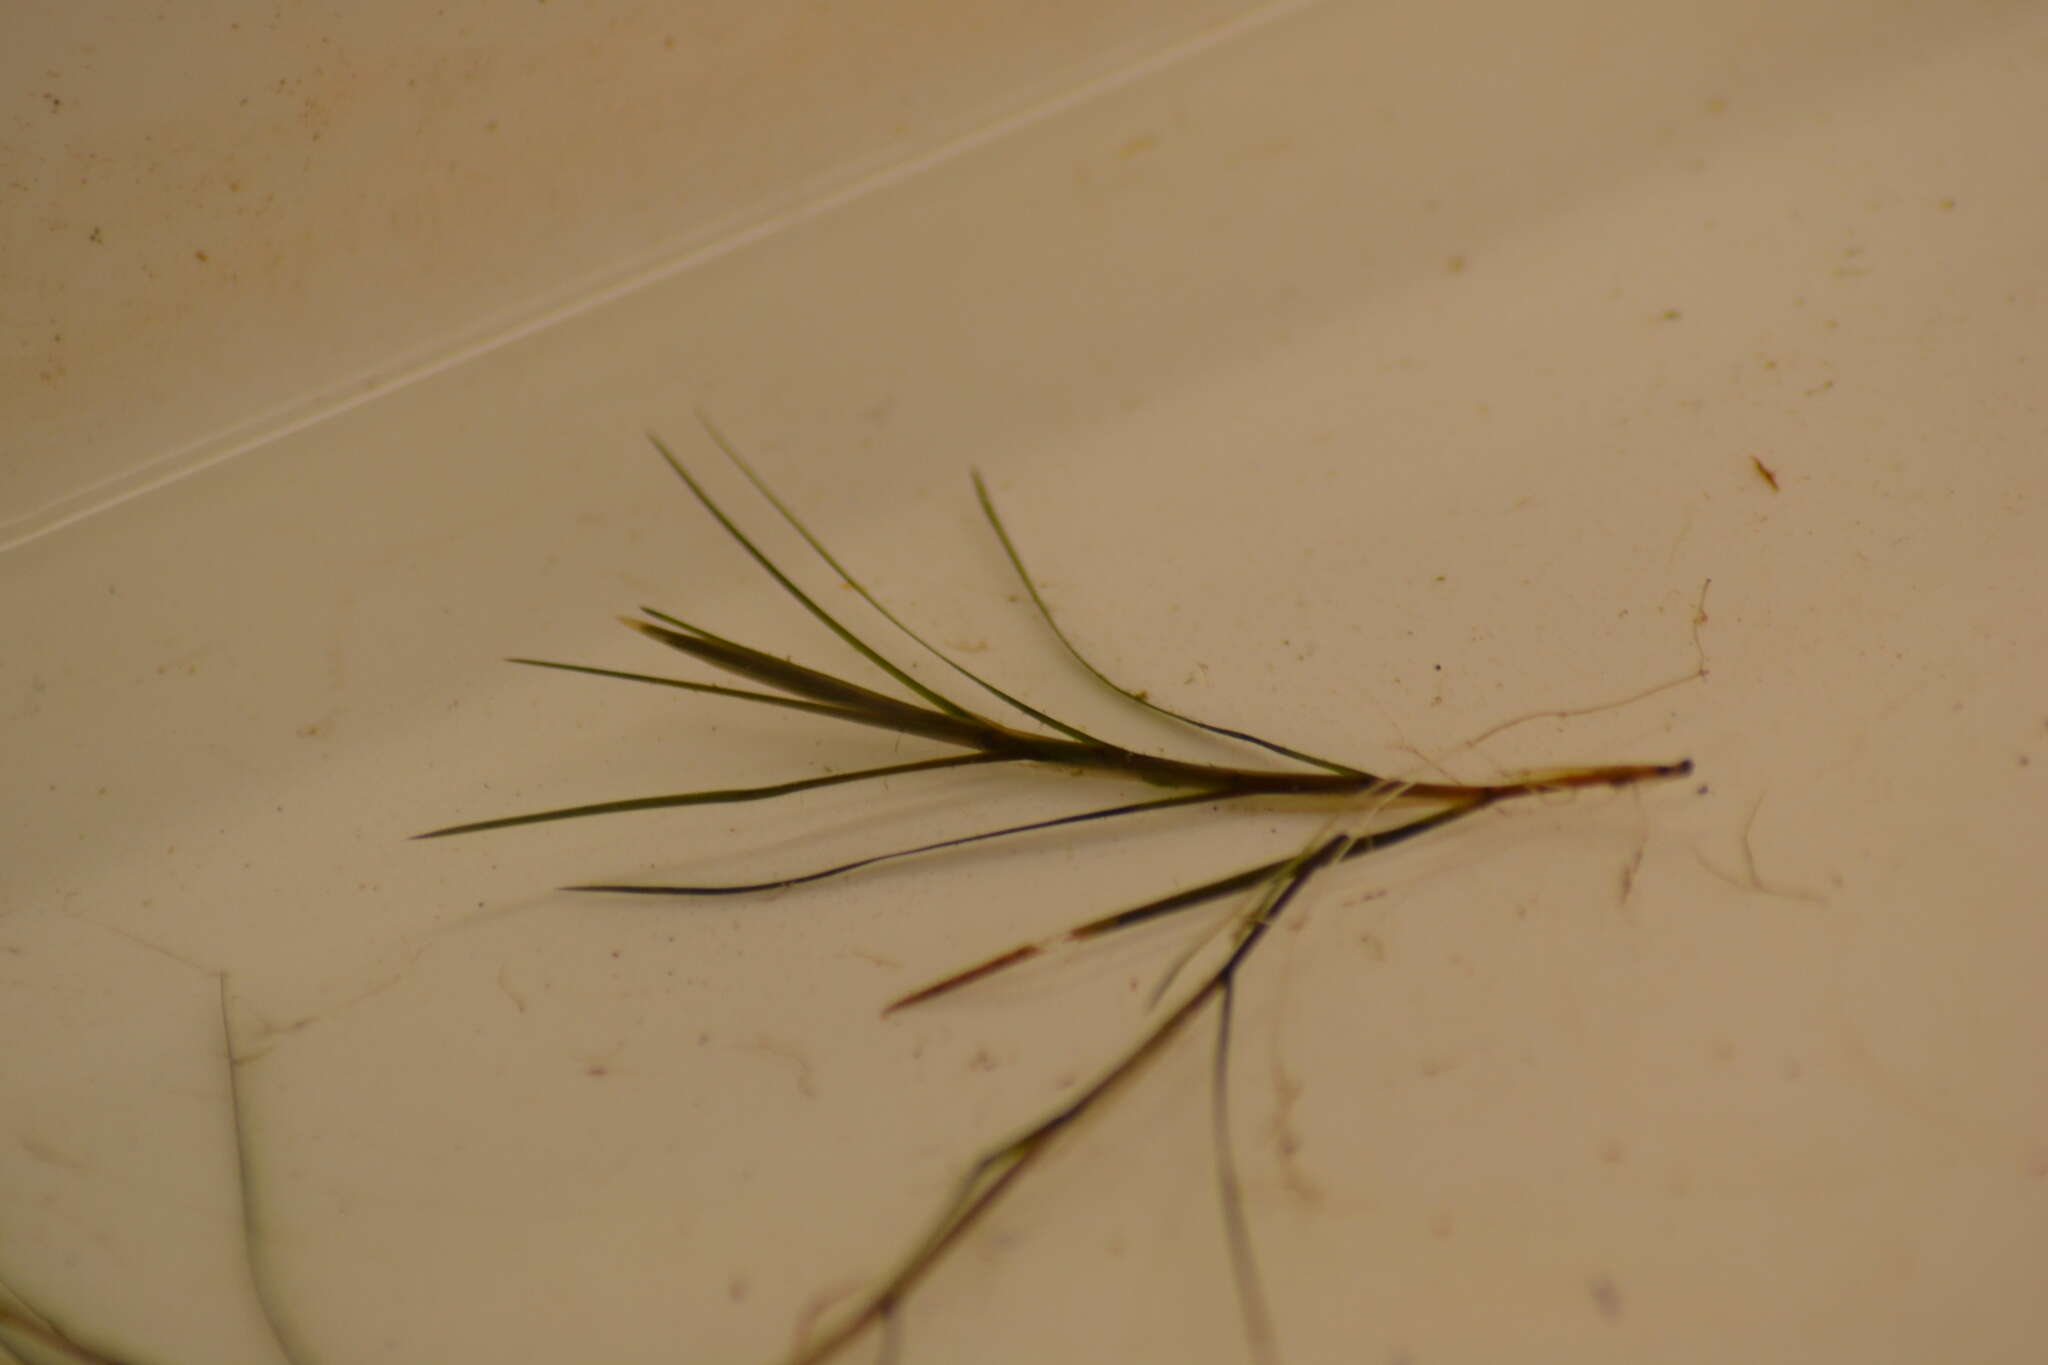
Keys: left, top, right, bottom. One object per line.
{"left": 195, "top": 250, "right": 210, "bottom": 262}
{"left": 89, "top": 226, "right": 103, "bottom": 244}
{"left": 1589, "top": 1274, "right": 1624, "bottom": 1321}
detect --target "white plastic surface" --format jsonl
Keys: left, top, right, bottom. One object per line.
{"left": 6, "top": 3, "right": 2046, "bottom": 1364}
{"left": 3, "top": 0, "right": 1275, "bottom": 546}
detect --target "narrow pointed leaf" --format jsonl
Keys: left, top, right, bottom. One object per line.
{"left": 885, "top": 796, "right": 1492, "bottom": 1011}
{"left": 624, "top": 617, "right": 1003, "bottom": 751}
{"left": 507, "top": 657, "right": 893, "bottom": 729}
{"left": 416, "top": 754, "right": 1004, "bottom": 839}
{"left": 701, "top": 411, "right": 1108, "bottom": 746}
{"left": 648, "top": 432, "right": 983, "bottom": 724}
{"left": 973, "top": 470, "right": 1370, "bottom": 777}
{"left": 573, "top": 787, "right": 1239, "bottom": 895}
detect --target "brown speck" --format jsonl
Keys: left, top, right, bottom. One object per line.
{"left": 21, "top": 1133, "right": 90, "bottom": 1172}
{"left": 1750, "top": 455, "right": 1780, "bottom": 491}
{"left": 1589, "top": 1274, "right": 1624, "bottom": 1321}
{"left": 497, "top": 967, "right": 528, "bottom": 1013}
{"left": 89, "top": 226, "right": 103, "bottom": 244}
{"left": 1445, "top": 254, "right": 1468, "bottom": 275}
{"left": 1657, "top": 307, "right": 1682, "bottom": 322}
{"left": 195, "top": 250, "right": 210, "bottom": 262}
{"left": 1618, "top": 843, "right": 1644, "bottom": 900}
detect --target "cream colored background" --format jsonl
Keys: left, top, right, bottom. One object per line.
{"left": 3, "top": 0, "right": 1270, "bottom": 546}
{"left": 4, "top": 3, "right": 2045, "bottom": 1364}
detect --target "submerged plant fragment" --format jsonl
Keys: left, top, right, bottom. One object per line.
{"left": 423, "top": 418, "right": 1693, "bottom": 1364}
